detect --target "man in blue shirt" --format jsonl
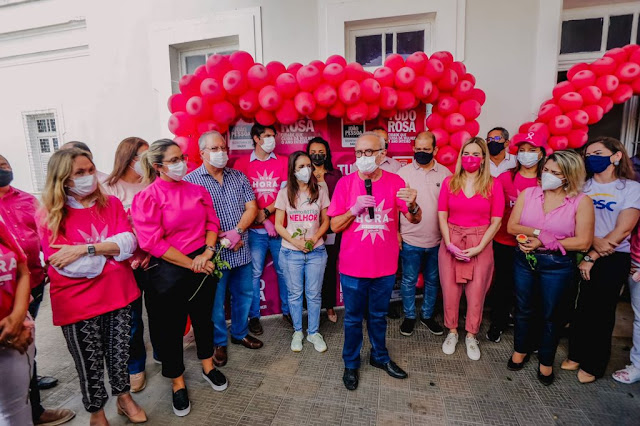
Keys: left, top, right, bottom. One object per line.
{"left": 185, "top": 131, "right": 262, "bottom": 366}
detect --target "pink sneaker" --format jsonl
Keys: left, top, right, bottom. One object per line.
{"left": 612, "top": 364, "right": 640, "bottom": 384}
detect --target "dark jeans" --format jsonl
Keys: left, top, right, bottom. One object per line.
{"left": 321, "top": 234, "right": 340, "bottom": 310}
{"left": 399, "top": 242, "right": 439, "bottom": 320}
{"left": 128, "top": 268, "right": 158, "bottom": 374}
{"left": 341, "top": 273, "right": 395, "bottom": 369}
{"left": 29, "top": 281, "right": 45, "bottom": 422}
{"left": 489, "top": 242, "right": 516, "bottom": 331}
{"left": 513, "top": 250, "right": 575, "bottom": 367}
{"left": 569, "top": 252, "right": 630, "bottom": 377}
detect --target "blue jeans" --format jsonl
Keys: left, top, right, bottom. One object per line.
{"left": 128, "top": 297, "right": 147, "bottom": 374}
{"left": 213, "top": 263, "right": 253, "bottom": 346}
{"left": 341, "top": 273, "right": 395, "bottom": 369}
{"left": 249, "top": 231, "right": 289, "bottom": 317}
{"left": 513, "top": 250, "right": 575, "bottom": 367}
{"left": 400, "top": 242, "right": 440, "bottom": 320}
{"left": 280, "top": 246, "right": 328, "bottom": 334}
{"left": 629, "top": 260, "right": 640, "bottom": 369}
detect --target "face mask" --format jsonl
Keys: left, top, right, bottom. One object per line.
{"left": 164, "top": 161, "right": 187, "bottom": 181}
{"left": 517, "top": 151, "right": 540, "bottom": 168}
{"left": 294, "top": 166, "right": 312, "bottom": 183}
{"left": 310, "top": 153, "right": 326, "bottom": 166}
{"left": 488, "top": 141, "right": 506, "bottom": 156}
{"left": 131, "top": 161, "right": 144, "bottom": 177}
{"left": 585, "top": 155, "right": 613, "bottom": 174}
{"left": 414, "top": 151, "right": 433, "bottom": 165}
{"left": 261, "top": 136, "right": 276, "bottom": 153}
{"left": 541, "top": 172, "right": 564, "bottom": 191}
{"left": 209, "top": 151, "right": 228, "bottom": 169}
{"left": 355, "top": 155, "right": 379, "bottom": 174}
{"left": 0, "top": 169, "right": 13, "bottom": 187}
{"left": 461, "top": 156, "right": 482, "bottom": 173}
{"left": 68, "top": 173, "right": 98, "bottom": 197}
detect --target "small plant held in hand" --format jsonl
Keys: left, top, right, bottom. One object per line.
{"left": 517, "top": 234, "right": 537, "bottom": 270}
{"left": 291, "top": 224, "right": 315, "bottom": 251}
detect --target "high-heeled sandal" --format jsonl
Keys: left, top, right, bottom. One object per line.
{"left": 577, "top": 369, "right": 596, "bottom": 384}
{"left": 117, "top": 400, "right": 148, "bottom": 423}
{"left": 561, "top": 359, "right": 579, "bottom": 371}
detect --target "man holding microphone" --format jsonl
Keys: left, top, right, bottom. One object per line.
{"left": 328, "top": 132, "right": 421, "bottom": 390}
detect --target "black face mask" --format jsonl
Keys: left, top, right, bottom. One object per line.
{"left": 0, "top": 169, "right": 13, "bottom": 187}
{"left": 414, "top": 151, "right": 433, "bottom": 165}
{"left": 310, "top": 154, "right": 326, "bottom": 166}
{"left": 488, "top": 141, "right": 506, "bottom": 156}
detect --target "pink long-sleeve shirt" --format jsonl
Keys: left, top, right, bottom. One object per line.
{"left": 131, "top": 178, "right": 221, "bottom": 258}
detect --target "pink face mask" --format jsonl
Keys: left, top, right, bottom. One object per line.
{"left": 461, "top": 155, "right": 482, "bottom": 173}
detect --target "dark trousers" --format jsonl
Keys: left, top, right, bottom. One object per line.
{"left": 28, "top": 282, "right": 45, "bottom": 422}
{"left": 321, "top": 235, "right": 340, "bottom": 310}
{"left": 128, "top": 268, "right": 157, "bottom": 375}
{"left": 145, "top": 269, "right": 216, "bottom": 379}
{"left": 61, "top": 306, "right": 132, "bottom": 412}
{"left": 489, "top": 242, "right": 516, "bottom": 331}
{"left": 513, "top": 251, "right": 575, "bottom": 367}
{"left": 569, "top": 252, "right": 630, "bottom": 377}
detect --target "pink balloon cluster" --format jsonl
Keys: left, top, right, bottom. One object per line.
{"left": 166, "top": 50, "right": 483, "bottom": 166}
{"left": 515, "top": 44, "right": 640, "bottom": 154}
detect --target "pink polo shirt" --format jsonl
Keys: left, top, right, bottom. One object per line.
{"left": 131, "top": 178, "right": 221, "bottom": 258}
{"left": 519, "top": 186, "right": 585, "bottom": 239}
{"left": 379, "top": 157, "right": 402, "bottom": 173}
{"left": 438, "top": 176, "right": 504, "bottom": 227}
{"left": 0, "top": 187, "right": 45, "bottom": 289}
{"left": 397, "top": 161, "right": 451, "bottom": 248}
{"left": 494, "top": 172, "right": 539, "bottom": 246}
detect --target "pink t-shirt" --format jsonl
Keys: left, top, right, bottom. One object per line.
{"left": 275, "top": 186, "right": 330, "bottom": 251}
{"left": 103, "top": 179, "right": 148, "bottom": 212}
{"left": 438, "top": 176, "right": 505, "bottom": 227}
{"left": 0, "top": 242, "right": 19, "bottom": 322}
{"left": 494, "top": 172, "right": 538, "bottom": 246}
{"left": 38, "top": 197, "right": 140, "bottom": 326}
{"left": 631, "top": 225, "right": 640, "bottom": 264}
{"left": 131, "top": 178, "right": 221, "bottom": 258}
{"left": 519, "top": 186, "right": 586, "bottom": 239}
{"left": 327, "top": 171, "right": 408, "bottom": 278}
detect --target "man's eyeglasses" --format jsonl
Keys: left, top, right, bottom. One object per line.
{"left": 355, "top": 149, "right": 382, "bottom": 158}
{"left": 161, "top": 155, "right": 187, "bottom": 165}
{"left": 204, "top": 147, "right": 228, "bottom": 153}
{"left": 487, "top": 136, "right": 504, "bottom": 143}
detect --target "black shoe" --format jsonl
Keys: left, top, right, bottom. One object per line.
{"left": 202, "top": 368, "right": 228, "bottom": 391}
{"left": 537, "top": 365, "right": 555, "bottom": 386}
{"left": 507, "top": 354, "right": 531, "bottom": 371}
{"left": 283, "top": 313, "right": 293, "bottom": 327}
{"left": 486, "top": 325, "right": 503, "bottom": 343}
{"left": 343, "top": 368, "right": 359, "bottom": 390}
{"left": 249, "top": 317, "right": 263, "bottom": 335}
{"left": 400, "top": 318, "right": 416, "bottom": 336}
{"left": 420, "top": 316, "right": 444, "bottom": 335}
{"left": 172, "top": 388, "right": 191, "bottom": 417}
{"left": 386, "top": 304, "right": 402, "bottom": 319}
{"left": 37, "top": 375, "right": 59, "bottom": 390}
{"left": 369, "top": 357, "right": 408, "bottom": 379}
{"left": 508, "top": 313, "right": 515, "bottom": 328}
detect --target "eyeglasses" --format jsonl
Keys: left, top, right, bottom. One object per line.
{"left": 204, "top": 147, "right": 228, "bottom": 153}
{"left": 161, "top": 155, "right": 187, "bottom": 165}
{"left": 487, "top": 136, "right": 504, "bottom": 143}
{"left": 355, "top": 149, "right": 382, "bottom": 158}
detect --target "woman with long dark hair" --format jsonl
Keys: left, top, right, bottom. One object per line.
{"left": 306, "top": 137, "right": 343, "bottom": 322}
{"left": 563, "top": 137, "right": 640, "bottom": 383}
{"left": 275, "top": 151, "right": 330, "bottom": 352}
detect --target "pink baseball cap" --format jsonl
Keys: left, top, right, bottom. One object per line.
{"left": 512, "top": 130, "right": 547, "bottom": 148}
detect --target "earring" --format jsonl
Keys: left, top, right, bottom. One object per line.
{"left": 614, "top": 160, "right": 620, "bottom": 166}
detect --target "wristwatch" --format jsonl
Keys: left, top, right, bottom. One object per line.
{"left": 235, "top": 226, "right": 245, "bottom": 234}
{"left": 263, "top": 208, "right": 271, "bottom": 218}
{"left": 533, "top": 229, "right": 541, "bottom": 237}
{"left": 87, "top": 245, "right": 96, "bottom": 256}
{"left": 206, "top": 245, "right": 216, "bottom": 253}
{"left": 583, "top": 255, "right": 594, "bottom": 263}
{"left": 409, "top": 204, "right": 420, "bottom": 215}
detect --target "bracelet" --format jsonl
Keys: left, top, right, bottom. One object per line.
{"left": 263, "top": 208, "right": 271, "bottom": 218}
{"left": 206, "top": 245, "right": 216, "bottom": 253}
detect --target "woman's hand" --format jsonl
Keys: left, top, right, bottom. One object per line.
{"left": 578, "top": 260, "right": 594, "bottom": 281}
{"left": 7, "top": 326, "right": 33, "bottom": 354}
{"left": 592, "top": 237, "right": 618, "bottom": 257}
{"left": 461, "top": 245, "right": 483, "bottom": 258}
{"left": 192, "top": 251, "right": 213, "bottom": 273}
{"left": 49, "top": 244, "right": 87, "bottom": 268}
{"left": 518, "top": 237, "right": 543, "bottom": 253}
{"left": 293, "top": 239, "right": 310, "bottom": 253}
{"left": 0, "top": 312, "right": 24, "bottom": 346}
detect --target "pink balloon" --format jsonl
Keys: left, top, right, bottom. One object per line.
{"left": 168, "top": 93, "right": 187, "bottom": 113}
{"left": 309, "top": 106, "right": 328, "bottom": 121}
{"left": 294, "top": 92, "right": 316, "bottom": 116}
{"left": 266, "top": 61, "right": 286, "bottom": 84}
{"left": 325, "top": 55, "right": 347, "bottom": 67}
{"left": 196, "top": 121, "right": 217, "bottom": 134}
{"left": 413, "top": 76, "right": 433, "bottom": 100}
{"left": 519, "top": 122, "right": 535, "bottom": 134}
{"left": 436, "top": 144, "right": 458, "bottom": 165}
{"left": 328, "top": 101, "right": 346, "bottom": 118}
{"left": 258, "top": 85, "right": 283, "bottom": 111}
{"left": 567, "top": 130, "right": 588, "bottom": 148}
{"left": 553, "top": 81, "right": 576, "bottom": 100}
{"left": 365, "top": 104, "right": 380, "bottom": 121}
{"left": 287, "top": 62, "right": 303, "bottom": 75}
{"left": 465, "top": 120, "right": 480, "bottom": 137}
{"left": 194, "top": 65, "right": 208, "bottom": 81}
{"left": 538, "top": 103, "right": 562, "bottom": 122}
{"left": 424, "top": 59, "right": 445, "bottom": 81}
{"left": 168, "top": 112, "right": 195, "bottom": 136}
{"left": 222, "top": 70, "right": 247, "bottom": 96}
{"left": 604, "top": 47, "right": 628, "bottom": 64}
{"left": 444, "top": 113, "right": 466, "bottom": 133}
{"left": 314, "top": 83, "right": 338, "bottom": 107}
{"left": 431, "top": 128, "right": 450, "bottom": 147}
{"left": 346, "top": 102, "right": 368, "bottom": 122}
{"left": 566, "top": 109, "right": 589, "bottom": 128}
{"left": 611, "top": 84, "right": 633, "bottom": 104}
{"left": 450, "top": 61, "right": 467, "bottom": 79}
{"left": 384, "top": 54, "right": 405, "bottom": 72}
{"left": 548, "top": 136, "right": 569, "bottom": 151}
{"left": 379, "top": 87, "right": 398, "bottom": 110}
{"left": 453, "top": 80, "right": 474, "bottom": 101}
{"left": 528, "top": 122, "right": 550, "bottom": 138}
{"left": 450, "top": 130, "right": 471, "bottom": 150}
{"left": 633, "top": 78, "right": 640, "bottom": 94}
{"left": 438, "top": 96, "right": 459, "bottom": 115}
{"left": 623, "top": 44, "right": 640, "bottom": 57}
{"left": 338, "top": 80, "right": 361, "bottom": 105}
{"left": 229, "top": 51, "right": 254, "bottom": 73}
{"left": 570, "top": 70, "right": 597, "bottom": 90}
{"left": 360, "top": 78, "right": 382, "bottom": 102}
{"left": 598, "top": 96, "right": 614, "bottom": 113}
{"left": 186, "top": 96, "right": 207, "bottom": 119}
{"left": 430, "top": 51, "right": 454, "bottom": 67}
{"left": 211, "top": 101, "right": 236, "bottom": 125}
{"left": 631, "top": 49, "right": 640, "bottom": 65}
{"left": 469, "top": 88, "right": 486, "bottom": 105}
{"left": 405, "top": 52, "right": 429, "bottom": 74}
{"left": 373, "top": 67, "right": 395, "bottom": 87}
{"left": 590, "top": 57, "right": 617, "bottom": 76}
{"left": 557, "top": 92, "right": 584, "bottom": 112}
{"left": 616, "top": 62, "right": 640, "bottom": 83}
{"left": 323, "top": 63, "right": 347, "bottom": 87}
{"left": 395, "top": 67, "right": 416, "bottom": 90}
{"left": 174, "top": 135, "right": 191, "bottom": 152}
{"left": 345, "top": 62, "right": 367, "bottom": 82}
{"left": 205, "top": 54, "right": 232, "bottom": 80}
{"left": 247, "top": 64, "right": 270, "bottom": 89}
{"left": 579, "top": 86, "right": 602, "bottom": 105}
{"left": 424, "top": 85, "right": 440, "bottom": 104}
{"left": 275, "top": 73, "right": 298, "bottom": 99}
{"left": 179, "top": 74, "right": 202, "bottom": 97}
{"left": 583, "top": 104, "right": 604, "bottom": 124}
{"left": 463, "top": 74, "right": 476, "bottom": 86}
{"left": 238, "top": 90, "right": 260, "bottom": 113}
{"left": 596, "top": 74, "right": 620, "bottom": 94}
{"left": 396, "top": 91, "right": 417, "bottom": 110}
{"left": 548, "top": 115, "right": 572, "bottom": 135}
{"left": 437, "top": 69, "right": 459, "bottom": 92}
{"left": 255, "top": 109, "right": 276, "bottom": 126}
{"left": 309, "top": 60, "right": 326, "bottom": 73}
{"left": 459, "top": 99, "right": 481, "bottom": 120}
{"left": 275, "top": 99, "right": 299, "bottom": 125}
{"left": 567, "top": 62, "right": 589, "bottom": 80}
{"left": 425, "top": 112, "right": 444, "bottom": 130}
{"left": 200, "top": 78, "right": 226, "bottom": 103}
{"left": 296, "top": 65, "right": 323, "bottom": 91}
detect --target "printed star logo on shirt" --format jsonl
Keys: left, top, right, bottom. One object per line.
{"left": 251, "top": 170, "right": 280, "bottom": 202}
{"left": 354, "top": 200, "right": 393, "bottom": 243}
{"left": 78, "top": 224, "right": 109, "bottom": 244}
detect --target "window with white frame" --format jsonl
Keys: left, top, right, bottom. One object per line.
{"left": 23, "top": 111, "right": 62, "bottom": 192}
{"left": 180, "top": 45, "right": 238, "bottom": 76}
{"left": 346, "top": 15, "right": 434, "bottom": 70}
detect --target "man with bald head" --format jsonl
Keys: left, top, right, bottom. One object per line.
{"left": 371, "top": 127, "right": 402, "bottom": 173}
{"left": 184, "top": 131, "right": 262, "bottom": 367}
{"left": 397, "top": 131, "right": 451, "bottom": 337}
{"left": 328, "top": 132, "right": 421, "bottom": 390}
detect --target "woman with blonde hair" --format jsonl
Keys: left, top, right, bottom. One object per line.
{"left": 37, "top": 148, "right": 146, "bottom": 425}
{"left": 507, "top": 150, "right": 594, "bottom": 385}
{"left": 437, "top": 137, "right": 504, "bottom": 360}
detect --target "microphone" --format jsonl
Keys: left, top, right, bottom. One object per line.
{"left": 364, "top": 179, "right": 374, "bottom": 219}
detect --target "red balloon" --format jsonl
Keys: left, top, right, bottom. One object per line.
{"left": 436, "top": 145, "right": 458, "bottom": 165}
{"left": 623, "top": 44, "right": 640, "bottom": 56}
{"left": 255, "top": 109, "right": 276, "bottom": 126}
{"left": 566, "top": 109, "right": 589, "bottom": 128}
{"left": 186, "top": 96, "right": 207, "bottom": 119}
{"left": 453, "top": 79, "right": 474, "bottom": 101}
{"left": 519, "top": 121, "right": 534, "bottom": 134}
{"left": 604, "top": 47, "right": 628, "bottom": 64}
{"left": 360, "top": 78, "right": 382, "bottom": 102}
{"left": 413, "top": 77, "right": 433, "bottom": 100}
{"left": 379, "top": 87, "right": 398, "bottom": 110}
{"left": 437, "top": 69, "right": 459, "bottom": 92}
{"left": 345, "top": 62, "right": 367, "bottom": 81}
{"left": 365, "top": 104, "right": 380, "bottom": 121}
{"left": 211, "top": 101, "right": 236, "bottom": 125}
{"left": 552, "top": 81, "right": 576, "bottom": 100}
{"left": 424, "top": 58, "right": 445, "bottom": 81}
{"left": 450, "top": 61, "right": 467, "bottom": 78}
{"left": 548, "top": 136, "right": 569, "bottom": 151}
{"left": 465, "top": 120, "right": 480, "bottom": 137}
{"left": 168, "top": 112, "right": 195, "bottom": 136}
{"left": 616, "top": 62, "right": 640, "bottom": 83}
{"left": 325, "top": 55, "right": 347, "bottom": 67}
{"left": 314, "top": 83, "right": 338, "bottom": 107}
{"left": 174, "top": 135, "right": 191, "bottom": 152}
{"left": 338, "top": 80, "right": 361, "bottom": 105}
{"left": 205, "top": 54, "right": 232, "bottom": 80}
{"left": 238, "top": 90, "right": 260, "bottom": 113}
{"left": 424, "top": 85, "right": 440, "bottom": 104}
{"left": 583, "top": 104, "right": 604, "bottom": 124}
{"left": 590, "top": 57, "right": 617, "bottom": 76}
{"left": 229, "top": 51, "right": 254, "bottom": 73}
{"left": 463, "top": 73, "right": 476, "bottom": 86}
{"left": 275, "top": 100, "right": 299, "bottom": 125}
{"left": 426, "top": 112, "right": 444, "bottom": 130}
{"left": 431, "top": 128, "right": 450, "bottom": 147}
{"left": 395, "top": 67, "right": 416, "bottom": 89}
{"left": 196, "top": 121, "right": 217, "bottom": 134}
{"left": 265, "top": 61, "right": 286, "bottom": 84}
{"left": 179, "top": 74, "right": 202, "bottom": 97}
{"left": 328, "top": 101, "right": 346, "bottom": 118}
{"left": 373, "top": 66, "right": 395, "bottom": 87}
{"left": 450, "top": 130, "right": 471, "bottom": 150}
{"left": 287, "top": 62, "right": 303, "bottom": 75}
{"left": 296, "top": 65, "right": 323, "bottom": 91}
{"left": 633, "top": 78, "right": 640, "bottom": 94}
{"left": 430, "top": 51, "right": 454, "bottom": 67}
{"left": 405, "top": 52, "right": 428, "bottom": 74}
{"left": 346, "top": 102, "right": 368, "bottom": 122}
{"left": 557, "top": 92, "right": 584, "bottom": 112}
{"left": 459, "top": 99, "right": 481, "bottom": 120}
{"left": 538, "top": 103, "right": 562, "bottom": 122}
{"left": 222, "top": 70, "right": 247, "bottom": 96}
{"left": 200, "top": 78, "right": 226, "bottom": 103}
{"left": 548, "top": 115, "right": 572, "bottom": 135}
{"left": 444, "top": 113, "right": 466, "bottom": 133}
{"left": 194, "top": 65, "right": 208, "bottom": 81}
{"left": 168, "top": 93, "right": 187, "bottom": 113}
{"left": 579, "top": 86, "right": 602, "bottom": 105}
{"left": 275, "top": 73, "right": 298, "bottom": 99}
{"left": 469, "top": 88, "right": 486, "bottom": 105}
{"left": 570, "top": 70, "right": 597, "bottom": 90}
{"left": 528, "top": 122, "right": 550, "bottom": 138}
{"left": 567, "top": 130, "right": 588, "bottom": 148}
{"left": 596, "top": 74, "right": 620, "bottom": 94}
{"left": 598, "top": 96, "right": 614, "bottom": 113}
{"left": 438, "top": 96, "right": 459, "bottom": 115}
{"left": 309, "top": 60, "right": 325, "bottom": 73}
{"left": 611, "top": 84, "right": 633, "bottom": 104}
{"left": 258, "top": 85, "right": 283, "bottom": 111}
{"left": 309, "top": 106, "right": 328, "bottom": 121}
{"left": 384, "top": 54, "right": 405, "bottom": 72}
{"left": 247, "top": 64, "right": 270, "bottom": 89}
{"left": 323, "top": 63, "right": 347, "bottom": 87}
{"left": 396, "top": 91, "right": 417, "bottom": 110}
{"left": 631, "top": 49, "right": 640, "bottom": 65}
{"left": 294, "top": 92, "right": 316, "bottom": 116}
{"left": 567, "top": 62, "right": 589, "bottom": 80}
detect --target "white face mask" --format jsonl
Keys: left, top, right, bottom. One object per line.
{"left": 164, "top": 161, "right": 187, "bottom": 181}
{"left": 68, "top": 173, "right": 98, "bottom": 197}
{"left": 131, "top": 160, "right": 144, "bottom": 177}
{"left": 541, "top": 172, "right": 564, "bottom": 191}
{"left": 209, "top": 151, "right": 228, "bottom": 169}
{"left": 294, "top": 166, "right": 312, "bottom": 183}
{"left": 355, "top": 155, "right": 379, "bottom": 174}
{"left": 517, "top": 151, "right": 540, "bottom": 168}
{"left": 261, "top": 136, "right": 276, "bottom": 153}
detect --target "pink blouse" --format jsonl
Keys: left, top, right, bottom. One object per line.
{"left": 438, "top": 176, "right": 505, "bottom": 227}
{"left": 519, "top": 186, "right": 585, "bottom": 239}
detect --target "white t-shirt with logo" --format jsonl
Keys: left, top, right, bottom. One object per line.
{"left": 584, "top": 178, "right": 640, "bottom": 253}
{"left": 275, "top": 186, "right": 330, "bottom": 251}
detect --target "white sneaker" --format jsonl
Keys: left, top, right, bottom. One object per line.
{"left": 442, "top": 332, "right": 459, "bottom": 355}
{"left": 291, "top": 331, "right": 304, "bottom": 352}
{"left": 612, "top": 364, "right": 640, "bottom": 384}
{"left": 306, "top": 332, "right": 328, "bottom": 353}
{"left": 466, "top": 335, "right": 481, "bottom": 361}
